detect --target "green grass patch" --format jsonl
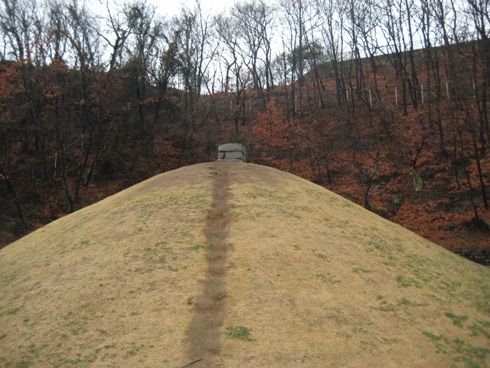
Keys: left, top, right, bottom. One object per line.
{"left": 352, "top": 267, "right": 372, "bottom": 273}
{"left": 371, "top": 296, "right": 397, "bottom": 312}
{"left": 279, "top": 209, "right": 300, "bottom": 218}
{"left": 381, "top": 337, "right": 399, "bottom": 344}
{"left": 71, "top": 326, "right": 87, "bottom": 335}
{"left": 371, "top": 300, "right": 396, "bottom": 312}
{"left": 423, "top": 331, "right": 443, "bottom": 341}
{"left": 96, "top": 343, "right": 116, "bottom": 354}
{"left": 423, "top": 331, "right": 490, "bottom": 365}
{"left": 469, "top": 319, "right": 490, "bottom": 339}
{"left": 398, "top": 298, "right": 429, "bottom": 307}
{"left": 14, "top": 361, "right": 33, "bottom": 368}
{"left": 360, "top": 340, "right": 376, "bottom": 347}
{"left": 185, "top": 244, "right": 205, "bottom": 252}
{"left": 437, "top": 280, "right": 462, "bottom": 294}
{"left": 225, "top": 326, "right": 255, "bottom": 341}
{"left": 394, "top": 242, "right": 405, "bottom": 252}
{"left": 444, "top": 312, "right": 468, "bottom": 327}
{"left": 125, "top": 343, "right": 155, "bottom": 357}
{"left": 312, "top": 249, "right": 329, "bottom": 260}
{"left": 396, "top": 275, "right": 421, "bottom": 288}
{"left": 0, "top": 305, "right": 23, "bottom": 318}
{"left": 315, "top": 273, "right": 341, "bottom": 284}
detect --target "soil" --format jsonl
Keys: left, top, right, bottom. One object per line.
{"left": 187, "top": 164, "right": 231, "bottom": 366}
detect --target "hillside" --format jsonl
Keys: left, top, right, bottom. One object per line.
{"left": 2, "top": 40, "right": 490, "bottom": 268}
{"left": 1, "top": 163, "right": 489, "bottom": 367}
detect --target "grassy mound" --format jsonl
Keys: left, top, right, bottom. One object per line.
{"left": 0, "top": 162, "right": 489, "bottom": 367}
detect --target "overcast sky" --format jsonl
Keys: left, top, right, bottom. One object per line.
{"left": 148, "top": 0, "right": 233, "bottom": 18}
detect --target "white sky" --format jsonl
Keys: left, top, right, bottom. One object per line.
{"left": 92, "top": 0, "right": 234, "bottom": 23}
{"left": 148, "top": 0, "right": 233, "bottom": 18}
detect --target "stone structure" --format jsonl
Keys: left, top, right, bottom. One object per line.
{"left": 216, "top": 143, "right": 246, "bottom": 162}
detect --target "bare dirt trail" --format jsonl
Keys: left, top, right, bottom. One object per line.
{"left": 187, "top": 163, "right": 232, "bottom": 367}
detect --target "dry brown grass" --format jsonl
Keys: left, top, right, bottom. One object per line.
{"left": 0, "top": 162, "right": 489, "bottom": 368}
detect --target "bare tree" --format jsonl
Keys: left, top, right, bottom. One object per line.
{"left": 378, "top": 0, "right": 420, "bottom": 115}
{"left": 230, "top": 0, "right": 275, "bottom": 103}
{"left": 279, "top": 0, "right": 319, "bottom": 117}
{"left": 464, "top": 0, "right": 490, "bottom": 146}
{"left": 318, "top": 0, "right": 345, "bottom": 106}
{"left": 172, "top": 2, "right": 215, "bottom": 163}
{"left": 0, "top": 0, "right": 32, "bottom": 61}
{"left": 97, "top": 0, "right": 134, "bottom": 72}
{"left": 215, "top": 12, "right": 252, "bottom": 137}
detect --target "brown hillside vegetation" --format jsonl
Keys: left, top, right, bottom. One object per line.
{"left": 0, "top": 163, "right": 489, "bottom": 367}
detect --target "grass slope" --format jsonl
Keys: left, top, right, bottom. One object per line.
{"left": 0, "top": 162, "right": 489, "bottom": 368}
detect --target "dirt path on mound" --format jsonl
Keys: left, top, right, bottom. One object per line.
{"left": 186, "top": 164, "right": 231, "bottom": 367}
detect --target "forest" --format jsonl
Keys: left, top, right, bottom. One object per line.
{"left": 0, "top": 0, "right": 489, "bottom": 263}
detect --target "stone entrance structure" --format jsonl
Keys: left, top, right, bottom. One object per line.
{"left": 216, "top": 143, "right": 246, "bottom": 162}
